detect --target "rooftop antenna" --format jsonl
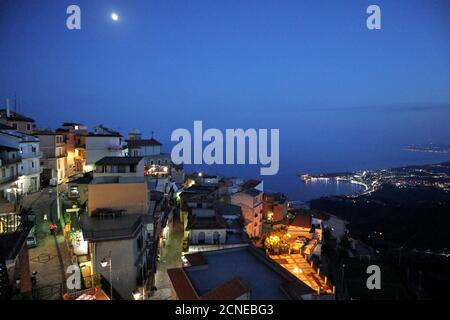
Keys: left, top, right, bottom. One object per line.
{"left": 151, "top": 130, "right": 154, "bottom": 139}
{"left": 14, "top": 92, "right": 17, "bottom": 113}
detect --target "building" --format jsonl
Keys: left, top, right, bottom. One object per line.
{"left": 126, "top": 132, "right": 171, "bottom": 177}
{"left": 0, "top": 99, "right": 36, "bottom": 135}
{"left": 0, "top": 204, "right": 33, "bottom": 299}
{"left": 168, "top": 246, "right": 315, "bottom": 300}
{"left": 185, "top": 202, "right": 247, "bottom": 253}
{"left": 0, "top": 131, "right": 22, "bottom": 201}
{"left": 15, "top": 132, "right": 41, "bottom": 194}
{"left": 288, "top": 213, "right": 313, "bottom": 239}
{"left": 240, "top": 179, "right": 263, "bottom": 192}
{"left": 230, "top": 188, "right": 264, "bottom": 239}
{"left": 80, "top": 176, "right": 156, "bottom": 300}
{"left": 34, "top": 130, "right": 67, "bottom": 185}
{"left": 263, "top": 192, "right": 288, "bottom": 222}
{"left": 186, "top": 208, "right": 227, "bottom": 246}
{"left": 85, "top": 125, "right": 124, "bottom": 172}
{"left": 56, "top": 122, "right": 88, "bottom": 177}
{"left": 94, "top": 156, "right": 145, "bottom": 178}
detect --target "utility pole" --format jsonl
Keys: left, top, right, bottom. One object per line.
{"left": 56, "top": 179, "right": 61, "bottom": 221}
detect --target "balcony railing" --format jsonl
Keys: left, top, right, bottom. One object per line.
{"left": 0, "top": 157, "right": 22, "bottom": 166}
{"left": 20, "top": 151, "right": 43, "bottom": 159}
{"left": 0, "top": 174, "right": 19, "bottom": 185}
{"left": 19, "top": 167, "right": 43, "bottom": 176}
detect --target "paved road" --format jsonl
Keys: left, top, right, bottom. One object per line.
{"left": 149, "top": 212, "right": 184, "bottom": 300}
{"left": 23, "top": 187, "right": 72, "bottom": 300}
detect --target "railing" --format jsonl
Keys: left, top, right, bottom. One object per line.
{"left": 19, "top": 167, "right": 43, "bottom": 176}
{"left": 0, "top": 174, "right": 19, "bottom": 185}
{"left": 20, "top": 151, "right": 43, "bottom": 159}
{"left": 0, "top": 157, "right": 22, "bottom": 166}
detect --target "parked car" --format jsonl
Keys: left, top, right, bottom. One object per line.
{"left": 26, "top": 227, "right": 37, "bottom": 248}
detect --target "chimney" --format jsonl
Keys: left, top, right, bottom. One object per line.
{"left": 6, "top": 98, "right": 11, "bottom": 117}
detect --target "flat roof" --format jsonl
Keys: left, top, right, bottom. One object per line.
{"left": 183, "top": 246, "right": 313, "bottom": 300}
{"left": 95, "top": 156, "right": 143, "bottom": 166}
{"left": 91, "top": 176, "right": 146, "bottom": 184}
{"left": 80, "top": 213, "right": 143, "bottom": 241}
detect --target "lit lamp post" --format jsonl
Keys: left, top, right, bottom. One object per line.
{"left": 100, "top": 251, "right": 113, "bottom": 300}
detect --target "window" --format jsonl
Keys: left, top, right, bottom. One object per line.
{"left": 12, "top": 123, "right": 17, "bottom": 129}
{"left": 130, "top": 165, "right": 136, "bottom": 173}
{"left": 137, "top": 236, "right": 143, "bottom": 250}
{"left": 197, "top": 232, "right": 206, "bottom": 244}
{"left": 32, "top": 146, "right": 36, "bottom": 153}
{"left": 27, "top": 123, "right": 31, "bottom": 131}
{"left": 31, "top": 161, "right": 34, "bottom": 168}
{"left": 1, "top": 168, "right": 5, "bottom": 178}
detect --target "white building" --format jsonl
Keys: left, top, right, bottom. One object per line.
{"left": 4, "top": 131, "right": 41, "bottom": 193}
{"left": 0, "top": 129, "right": 21, "bottom": 201}
{"left": 85, "top": 125, "right": 124, "bottom": 172}
{"left": 230, "top": 188, "right": 264, "bottom": 238}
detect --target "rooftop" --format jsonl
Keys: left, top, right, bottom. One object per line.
{"left": 0, "top": 109, "right": 35, "bottom": 122}
{"left": 169, "top": 246, "right": 314, "bottom": 300}
{"left": 95, "top": 156, "right": 143, "bottom": 166}
{"left": 186, "top": 215, "right": 227, "bottom": 230}
{"left": 240, "top": 179, "right": 262, "bottom": 190}
{"left": 80, "top": 213, "right": 143, "bottom": 241}
{"left": 91, "top": 176, "right": 146, "bottom": 185}
{"left": 214, "top": 201, "right": 242, "bottom": 216}
{"left": 243, "top": 188, "right": 263, "bottom": 197}
{"left": 290, "top": 214, "right": 312, "bottom": 229}
{"left": 127, "top": 138, "right": 162, "bottom": 148}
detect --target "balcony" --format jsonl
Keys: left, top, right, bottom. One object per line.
{"left": 0, "top": 174, "right": 19, "bottom": 186}
{"left": 20, "top": 151, "right": 43, "bottom": 159}
{"left": 0, "top": 156, "right": 22, "bottom": 166}
{"left": 19, "top": 167, "right": 43, "bottom": 176}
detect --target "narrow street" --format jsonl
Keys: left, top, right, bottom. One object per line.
{"left": 22, "top": 187, "right": 72, "bottom": 300}
{"left": 149, "top": 211, "right": 184, "bottom": 300}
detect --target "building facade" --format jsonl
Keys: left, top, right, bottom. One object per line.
{"left": 230, "top": 188, "right": 264, "bottom": 239}
{"left": 85, "top": 125, "right": 123, "bottom": 172}
{"left": 34, "top": 130, "right": 67, "bottom": 185}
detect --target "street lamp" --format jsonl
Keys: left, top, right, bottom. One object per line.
{"left": 101, "top": 251, "right": 113, "bottom": 300}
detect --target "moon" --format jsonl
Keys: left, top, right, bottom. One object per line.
{"left": 111, "top": 13, "right": 119, "bottom": 21}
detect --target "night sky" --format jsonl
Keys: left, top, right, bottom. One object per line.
{"left": 0, "top": 0, "right": 449, "bottom": 186}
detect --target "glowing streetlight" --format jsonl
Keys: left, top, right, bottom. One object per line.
{"left": 111, "top": 13, "right": 119, "bottom": 21}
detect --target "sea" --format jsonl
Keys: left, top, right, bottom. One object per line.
{"left": 182, "top": 105, "right": 450, "bottom": 202}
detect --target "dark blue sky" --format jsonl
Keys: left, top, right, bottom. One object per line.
{"left": 0, "top": 0, "right": 449, "bottom": 146}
